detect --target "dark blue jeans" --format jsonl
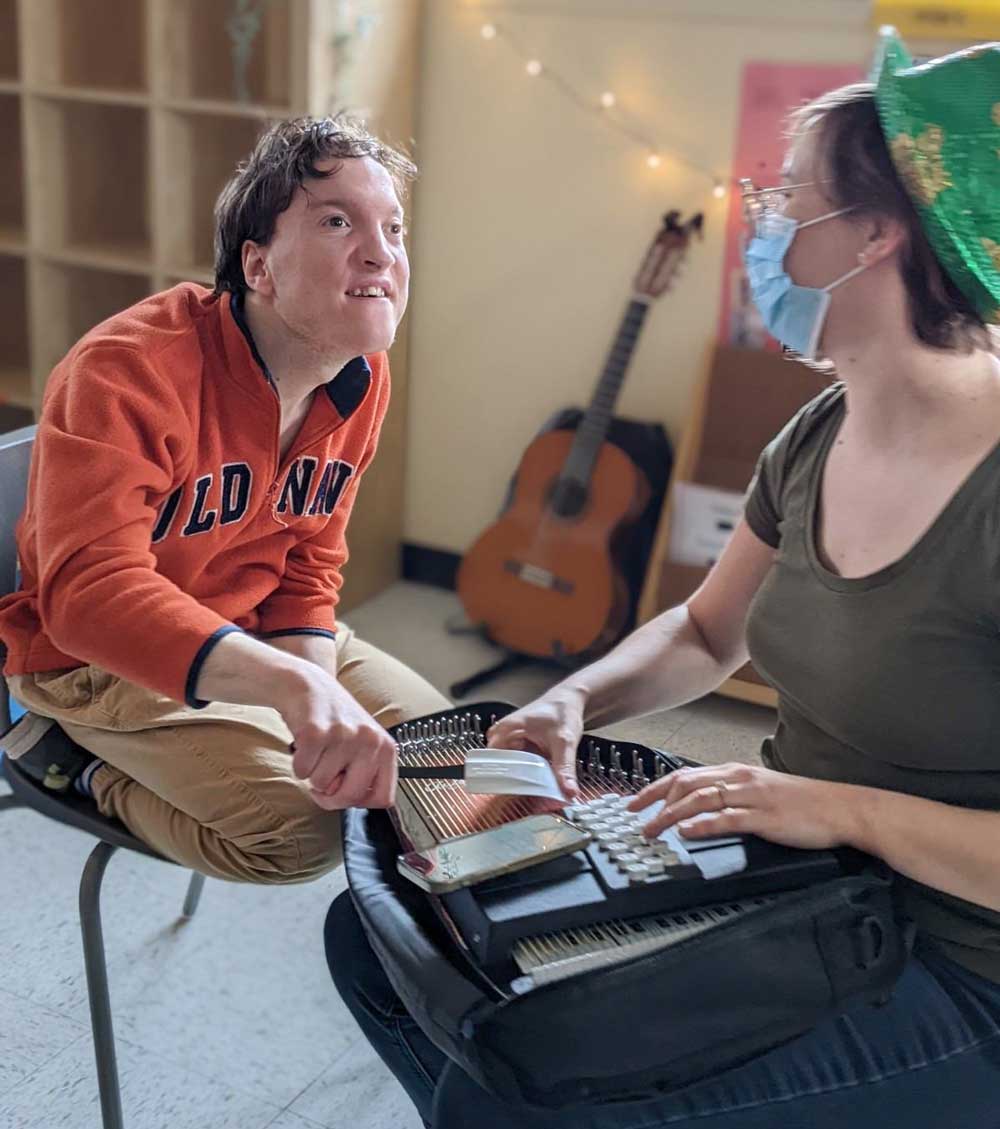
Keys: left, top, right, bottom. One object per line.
{"left": 325, "top": 891, "right": 1000, "bottom": 1129}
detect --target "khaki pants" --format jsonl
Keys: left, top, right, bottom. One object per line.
{"left": 7, "top": 624, "right": 450, "bottom": 884}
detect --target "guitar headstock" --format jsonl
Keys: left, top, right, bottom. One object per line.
{"left": 632, "top": 209, "right": 704, "bottom": 300}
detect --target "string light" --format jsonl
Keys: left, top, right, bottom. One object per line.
{"left": 473, "top": 17, "right": 729, "bottom": 195}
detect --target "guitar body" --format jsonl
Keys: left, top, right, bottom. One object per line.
{"left": 457, "top": 429, "right": 651, "bottom": 660}
{"left": 457, "top": 207, "right": 701, "bottom": 664}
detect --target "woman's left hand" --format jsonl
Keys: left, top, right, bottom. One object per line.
{"left": 627, "top": 762, "right": 863, "bottom": 852}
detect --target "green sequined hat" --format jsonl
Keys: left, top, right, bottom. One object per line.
{"left": 873, "top": 26, "right": 1000, "bottom": 323}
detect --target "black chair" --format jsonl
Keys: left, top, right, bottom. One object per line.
{"left": 0, "top": 425, "right": 207, "bottom": 1129}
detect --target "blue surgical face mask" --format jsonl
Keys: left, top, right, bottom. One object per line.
{"left": 743, "top": 208, "right": 867, "bottom": 359}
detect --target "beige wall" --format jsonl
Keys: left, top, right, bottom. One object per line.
{"left": 315, "top": 0, "right": 425, "bottom": 609}
{"left": 403, "top": 0, "right": 875, "bottom": 553}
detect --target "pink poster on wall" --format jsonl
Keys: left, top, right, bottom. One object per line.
{"left": 718, "top": 61, "right": 864, "bottom": 348}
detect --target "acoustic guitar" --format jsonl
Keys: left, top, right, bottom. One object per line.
{"left": 457, "top": 209, "right": 704, "bottom": 661}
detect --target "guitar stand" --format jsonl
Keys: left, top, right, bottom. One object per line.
{"left": 449, "top": 651, "right": 540, "bottom": 700}
{"left": 445, "top": 618, "right": 572, "bottom": 699}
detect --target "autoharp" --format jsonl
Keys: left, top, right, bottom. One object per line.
{"left": 343, "top": 702, "right": 907, "bottom": 1108}
{"left": 388, "top": 702, "right": 840, "bottom": 978}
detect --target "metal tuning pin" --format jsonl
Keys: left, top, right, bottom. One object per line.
{"left": 610, "top": 746, "right": 623, "bottom": 784}
{"left": 586, "top": 741, "right": 601, "bottom": 778}
{"left": 654, "top": 758, "right": 669, "bottom": 780}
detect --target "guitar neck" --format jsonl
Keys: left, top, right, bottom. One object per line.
{"left": 562, "top": 296, "right": 651, "bottom": 484}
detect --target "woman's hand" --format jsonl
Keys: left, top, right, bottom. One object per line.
{"left": 486, "top": 689, "right": 586, "bottom": 799}
{"left": 628, "top": 762, "right": 861, "bottom": 851}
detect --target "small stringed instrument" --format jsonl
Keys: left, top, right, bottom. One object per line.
{"left": 457, "top": 209, "right": 704, "bottom": 661}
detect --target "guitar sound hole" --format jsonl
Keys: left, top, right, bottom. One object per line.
{"left": 548, "top": 477, "right": 588, "bottom": 518}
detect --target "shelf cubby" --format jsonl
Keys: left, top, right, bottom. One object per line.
{"left": 162, "top": 0, "right": 292, "bottom": 111}
{"left": 30, "top": 96, "right": 151, "bottom": 266}
{"left": 0, "top": 254, "right": 31, "bottom": 409}
{"left": 0, "top": 0, "right": 18, "bottom": 82}
{"left": 25, "top": 0, "right": 147, "bottom": 94}
{"left": 161, "top": 110, "right": 268, "bottom": 275}
{"left": 34, "top": 260, "right": 153, "bottom": 377}
{"left": 0, "top": 93, "right": 24, "bottom": 247}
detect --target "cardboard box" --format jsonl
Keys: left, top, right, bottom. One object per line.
{"left": 640, "top": 345, "right": 826, "bottom": 707}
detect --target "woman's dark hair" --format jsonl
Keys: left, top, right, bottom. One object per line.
{"left": 788, "top": 83, "right": 991, "bottom": 353}
{"left": 213, "top": 114, "right": 417, "bottom": 296}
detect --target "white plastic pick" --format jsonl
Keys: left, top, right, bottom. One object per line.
{"left": 461, "top": 748, "right": 565, "bottom": 800}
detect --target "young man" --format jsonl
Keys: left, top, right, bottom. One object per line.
{"left": 0, "top": 116, "right": 449, "bottom": 883}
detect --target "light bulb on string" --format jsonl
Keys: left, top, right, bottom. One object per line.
{"left": 469, "top": 21, "right": 720, "bottom": 204}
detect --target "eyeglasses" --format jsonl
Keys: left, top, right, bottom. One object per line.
{"left": 739, "top": 178, "right": 816, "bottom": 225}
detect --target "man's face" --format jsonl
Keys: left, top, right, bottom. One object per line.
{"left": 249, "top": 156, "right": 410, "bottom": 359}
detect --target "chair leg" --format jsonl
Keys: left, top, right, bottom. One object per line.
{"left": 181, "top": 871, "right": 206, "bottom": 919}
{"left": 79, "top": 841, "right": 125, "bottom": 1129}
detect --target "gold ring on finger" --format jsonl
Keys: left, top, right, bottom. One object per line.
{"left": 713, "top": 780, "right": 729, "bottom": 810}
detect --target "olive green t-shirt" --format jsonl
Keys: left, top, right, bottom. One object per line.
{"left": 744, "top": 382, "right": 1000, "bottom": 983}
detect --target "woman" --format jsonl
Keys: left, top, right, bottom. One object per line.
{"left": 326, "top": 30, "right": 1000, "bottom": 1127}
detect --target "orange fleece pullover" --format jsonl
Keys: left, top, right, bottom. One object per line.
{"left": 0, "top": 283, "right": 389, "bottom": 707}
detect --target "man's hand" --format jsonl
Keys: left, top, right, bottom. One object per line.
{"left": 282, "top": 667, "right": 398, "bottom": 810}
{"left": 485, "top": 689, "right": 586, "bottom": 799}
{"left": 193, "top": 630, "right": 398, "bottom": 809}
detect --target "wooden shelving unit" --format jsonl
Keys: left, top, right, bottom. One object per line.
{"left": 31, "top": 260, "right": 154, "bottom": 378}
{"left": 0, "top": 0, "right": 20, "bottom": 85}
{"left": 0, "top": 0, "right": 423, "bottom": 609}
{"left": 27, "top": 0, "right": 148, "bottom": 94}
{"left": 162, "top": 0, "right": 293, "bottom": 111}
{"left": 0, "top": 254, "right": 30, "bottom": 410}
{"left": 0, "top": 92, "right": 24, "bottom": 250}
{"left": 30, "top": 97, "right": 152, "bottom": 267}
{"left": 159, "top": 109, "right": 268, "bottom": 278}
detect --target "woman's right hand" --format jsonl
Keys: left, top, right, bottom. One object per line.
{"left": 486, "top": 688, "right": 586, "bottom": 799}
